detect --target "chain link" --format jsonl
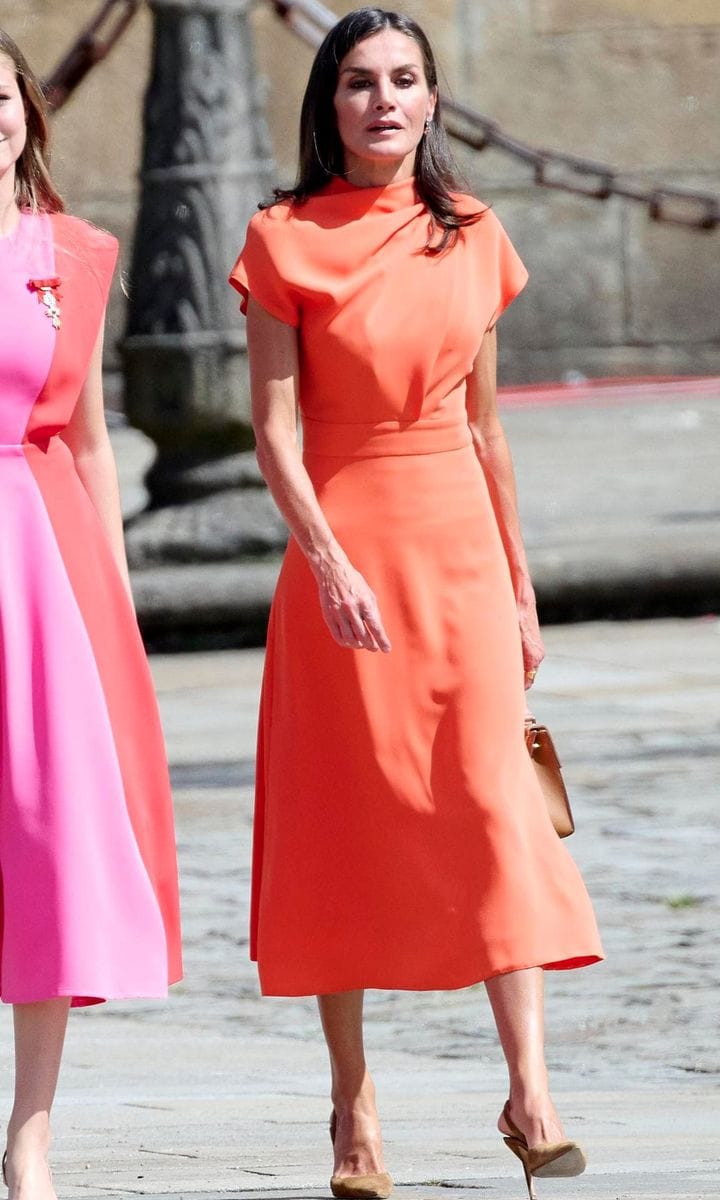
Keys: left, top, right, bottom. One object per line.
{"left": 44, "top": 1, "right": 142, "bottom": 112}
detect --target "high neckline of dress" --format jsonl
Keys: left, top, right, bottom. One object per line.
{"left": 320, "top": 175, "right": 420, "bottom": 213}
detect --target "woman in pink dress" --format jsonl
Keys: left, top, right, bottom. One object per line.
{"left": 0, "top": 30, "right": 182, "bottom": 1199}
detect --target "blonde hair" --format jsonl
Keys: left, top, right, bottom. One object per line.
{"left": 0, "top": 29, "right": 64, "bottom": 213}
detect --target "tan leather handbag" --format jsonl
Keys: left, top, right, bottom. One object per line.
{"left": 525, "top": 720, "right": 575, "bottom": 838}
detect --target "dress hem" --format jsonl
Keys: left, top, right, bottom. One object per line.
{"left": 1, "top": 974, "right": 182, "bottom": 1008}
{"left": 255, "top": 952, "right": 604, "bottom": 997}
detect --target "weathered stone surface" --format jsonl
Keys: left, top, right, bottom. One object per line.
{"left": 131, "top": 559, "right": 280, "bottom": 638}
{"left": 125, "top": 490, "right": 287, "bottom": 567}
{"left": 499, "top": 341, "right": 720, "bottom": 383}
{"left": 12, "top": 1, "right": 719, "bottom": 382}
{"left": 457, "top": 3, "right": 720, "bottom": 170}
{"left": 533, "top": 0, "right": 720, "bottom": 35}
{"left": 146, "top": 449, "right": 265, "bottom": 503}
{"left": 25, "top": 617, "right": 720, "bottom": 1198}
{"left": 483, "top": 190, "right": 625, "bottom": 350}
{"left": 4, "top": 1, "right": 151, "bottom": 195}
{"left": 625, "top": 174, "right": 720, "bottom": 345}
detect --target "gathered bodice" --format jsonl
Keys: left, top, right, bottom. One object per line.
{"left": 229, "top": 175, "right": 528, "bottom": 434}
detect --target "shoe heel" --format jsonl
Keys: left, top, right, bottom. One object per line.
{"left": 503, "top": 1137, "right": 536, "bottom": 1200}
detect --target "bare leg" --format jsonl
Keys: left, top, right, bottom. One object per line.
{"left": 485, "top": 968, "right": 565, "bottom": 1148}
{"left": 5, "top": 999, "right": 70, "bottom": 1200}
{"left": 317, "top": 991, "right": 387, "bottom": 1177}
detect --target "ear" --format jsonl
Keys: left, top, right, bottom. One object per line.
{"left": 426, "top": 86, "right": 438, "bottom": 124}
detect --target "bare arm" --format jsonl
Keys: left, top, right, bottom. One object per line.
{"left": 465, "top": 327, "right": 544, "bottom": 685}
{"left": 246, "top": 298, "right": 391, "bottom": 652}
{"left": 60, "top": 323, "right": 133, "bottom": 601}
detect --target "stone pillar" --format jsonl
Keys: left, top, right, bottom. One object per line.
{"left": 122, "top": 0, "right": 274, "bottom": 506}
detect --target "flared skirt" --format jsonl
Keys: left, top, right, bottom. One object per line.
{"left": 0, "top": 439, "right": 182, "bottom": 1006}
{"left": 252, "top": 441, "right": 602, "bottom": 996}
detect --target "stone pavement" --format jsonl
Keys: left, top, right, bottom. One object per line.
{"left": 115, "top": 377, "right": 720, "bottom": 644}
{"left": 1, "top": 618, "right": 717, "bottom": 1198}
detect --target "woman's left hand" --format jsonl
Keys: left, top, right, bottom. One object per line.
{"left": 519, "top": 604, "right": 545, "bottom": 690}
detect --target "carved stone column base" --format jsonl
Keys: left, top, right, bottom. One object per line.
{"left": 144, "top": 449, "right": 265, "bottom": 506}
{"left": 132, "top": 559, "right": 280, "bottom": 652}
{"left": 125, "top": 485, "right": 287, "bottom": 568}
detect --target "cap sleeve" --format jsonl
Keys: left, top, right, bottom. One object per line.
{"left": 485, "top": 212, "right": 528, "bottom": 331}
{"left": 229, "top": 209, "right": 300, "bottom": 327}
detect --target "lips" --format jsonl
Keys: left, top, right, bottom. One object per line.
{"left": 367, "top": 122, "right": 402, "bottom": 133}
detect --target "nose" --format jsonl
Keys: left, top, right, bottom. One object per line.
{"left": 373, "top": 78, "right": 396, "bottom": 110}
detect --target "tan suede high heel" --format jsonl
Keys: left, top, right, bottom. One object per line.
{"left": 501, "top": 1101, "right": 586, "bottom": 1200}
{"left": 329, "top": 1111, "right": 393, "bottom": 1200}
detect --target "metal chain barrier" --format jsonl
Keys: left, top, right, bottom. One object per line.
{"left": 44, "top": 0, "right": 142, "bottom": 111}
{"left": 43, "top": 0, "right": 719, "bottom": 231}
{"left": 272, "top": 0, "right": 719, "bottom": 231}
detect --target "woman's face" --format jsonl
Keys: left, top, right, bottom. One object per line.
{"left": 334, "top": 29, "right": 436, "bottom": 182}
{"left": 0, "top": 55, "right": 27, "bottom": 188}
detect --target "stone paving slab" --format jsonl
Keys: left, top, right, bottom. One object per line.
{"left": 141, "top": 1186, "right": 720, "bottom": 1200}
{"left": 38, "top": 1083, "right": 720, "bottom": 1197}
{"left": 1, "top": 620, "right": 718, "bottom": 1197}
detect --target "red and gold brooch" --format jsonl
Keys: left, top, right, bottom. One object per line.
{"left": 28, "top": 277, "right": 63, "bottom": 330}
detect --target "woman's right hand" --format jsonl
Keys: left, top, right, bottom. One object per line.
{"left": 245, "top": 303, "right": 389, "bottom": 653}
{"left": 313, "top": 554, "right": 392, "bottom": 653}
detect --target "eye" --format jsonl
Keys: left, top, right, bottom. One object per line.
{"left": 395, "top": 75, "right": 417, "bottom": 88}
{"left": 349, "top": 78, "right": 372, "bottom": 89}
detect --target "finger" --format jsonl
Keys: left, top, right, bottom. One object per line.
{"left": 326, "top": 614, "right": 348, "bottom": 648}
{"left": 321, "top": 602, "right": 353, "bottom": 648}
{"left": 353, "top": 605, "right": 382, "bottom": 651}
{"left": 523, "top": 646, "right": 540, "bottom": 671}
{"left": 346, "top": 607, "right": 377, "bottom": 650}
{"left": 362, "top": 609, "right": 392, "bottom": 653}
{"left": 337, "top": 610, "right": 373, "bottom": 651}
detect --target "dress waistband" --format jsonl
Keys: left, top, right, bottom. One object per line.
{"left": 302, "top": 413, "right": 473, "bottom": 459}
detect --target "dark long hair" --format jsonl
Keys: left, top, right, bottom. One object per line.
{"left": 271, "top": 7, "right": 482, "bottom": 253}
{"left": 0, "top": 29, "right": 64, "bottom": 213}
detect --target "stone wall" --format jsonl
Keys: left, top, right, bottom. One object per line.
{"left": 1, "top": 0, "right": 152, "bottom": 403}
{"left": 3, "top": 0, "right": 719, "bottom": 383}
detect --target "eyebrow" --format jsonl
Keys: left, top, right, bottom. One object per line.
{"left": 340, "top": 63, "right": 420, "bottom": 76}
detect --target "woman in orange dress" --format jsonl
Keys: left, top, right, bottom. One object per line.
{"left": 229, "top": 9, "right": 602, "bottom": 1199}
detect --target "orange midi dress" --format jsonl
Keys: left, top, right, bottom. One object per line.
{"left": 230, "top": 176, "right": 603, "bottom": 997}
